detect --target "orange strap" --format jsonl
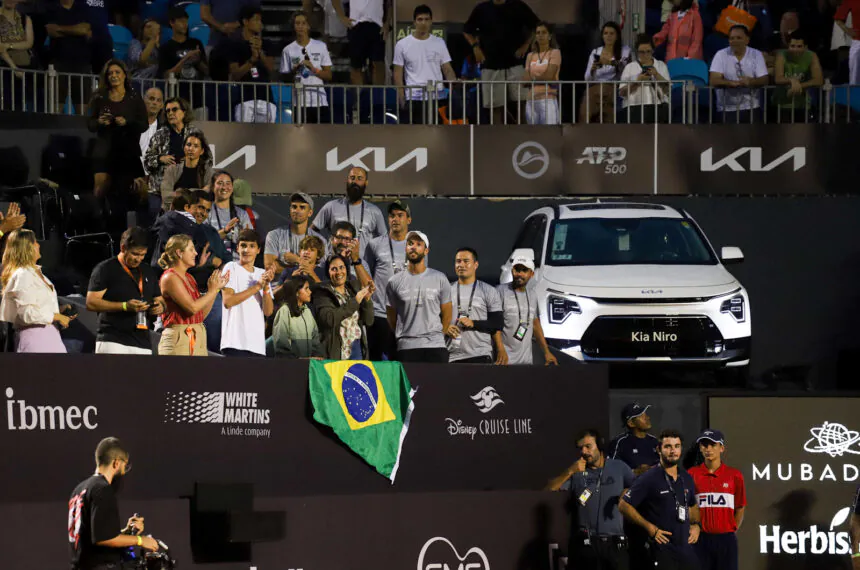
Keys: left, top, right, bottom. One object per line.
{"left": 185, "top": 326, "right": 197, "bottom": 356}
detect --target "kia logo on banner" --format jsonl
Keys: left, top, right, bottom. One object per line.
{"left": 417, "top": 537, "right": 490, "bottom": 570}
{"left": 700, "top": 147, "right": 806, "bottom": 172}
{"left": 326, "top": 147, "right": 428, "bottom": 172}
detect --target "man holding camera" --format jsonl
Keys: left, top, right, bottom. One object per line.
{"left": 69, "top": 437, "right": 161, "bottom": 569}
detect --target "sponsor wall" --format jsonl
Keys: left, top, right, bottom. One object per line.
{"left": 709, "top": 397, "right": 860, "bottom": 570}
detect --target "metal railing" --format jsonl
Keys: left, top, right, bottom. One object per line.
{"left": 2, "top": 66, "right": 858, "bottom": 125}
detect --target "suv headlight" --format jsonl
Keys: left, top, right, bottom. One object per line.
{"left": 548, "top": 295, "right": 581, "bottom": 324}
{"left": 720, "top": 294, "right": 746, "bottom": 323}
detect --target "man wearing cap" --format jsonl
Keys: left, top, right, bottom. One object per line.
{"left": 493, "top": 252, "right": 557, "bottom": 366}
{"left": 447, "top": 247, "right": 504, "bottom": 364}
{"left": 364, "top": 200, "right": 412, "bottom": 361}
{"left": 609, "top": 402, "right": 661, "bottom": 476}
{"left": 385, "top": 230, "right": 452, "bottom": 363}
{"left": 264, "top": 192, "right": 324, "bottom": 274}
{"left": 688, "top": 430, "right": 746, "bottom": 570}
{"left": 311, "top": 166, "right": 386, "bottom": 257}
{"left": 619, "top": 428, "right": 701, "bottom": 570}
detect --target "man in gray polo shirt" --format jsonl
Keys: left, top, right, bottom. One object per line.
{"left": 385, "top": 230, "right": 452, "bottom": 363}
{"left": 264, "top": 192, "right": 324, "bottom": 276}
{"left": 548, "top": 429, "right": 635, "bottom": 570}
{"left": 447, "top": 247, "right": 503, "bottom": 364}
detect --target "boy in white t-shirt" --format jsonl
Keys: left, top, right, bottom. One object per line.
{"left": 220, "top": 229, "right": 275, "bottom": 357}
{"left": 280, "top": 11, "right": 334, "bottom": 124}
{"left": 393, "top": 4, "right": 456, "bottom": 124}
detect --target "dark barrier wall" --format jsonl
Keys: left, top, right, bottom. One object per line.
{"left": 0, "top": 355, "right": 608, "bottom": 501}
{"left": 709, "top": 397, "right": 860, "bottom": 570}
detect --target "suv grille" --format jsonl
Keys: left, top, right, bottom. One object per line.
{"left": 581, "top": 316, "right": 723, "bottom": 358}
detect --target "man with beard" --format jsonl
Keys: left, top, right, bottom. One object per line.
{"left": 385, "top": 230, "right": 452, "bottom": 363}
{"left": 327, "top": 221, "right": 374, "bottom": 288}
{"left": 547, "top": 429, "right": 634, "bottom": 570}
{"left": 619, "top": 429, "right": 701, "bottom": 570}
{"left": 68, "top": 437, "right": 162, "bottom": 570}
{"left": 494, "top": 252, "right": 557, "bottom": 366}
{"left": 264, "top": 192, "right": 324, "bottom": 275}
{"left": 688, "top": 430, "right": 746, "bottom": 570}
{"left": 311, "top": 166, "right": 386, "bottom": 257}
{"left": 363, "top": 200, "right": 411, "bottom": 360}
{"left": 86, "top": 227, "right": 165, "bottom": 355}
{"left": 447, "top": 247, "right": 503, "bottom": 364}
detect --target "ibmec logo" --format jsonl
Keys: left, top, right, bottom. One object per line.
{"left": 5, "top": 387, "right": 98, "bottom": 431}
{"left": 417, "top": 537, "right": 490, "bottom": 570}
{"left": 700, "top": 147, "right": 806, "bottom": 172}
{"left": 759, "top": 508, "right": 853, "bottom": 555}
{"left": 326, "top": 147, "right": 428, "bottom": 172}
{"left": 576, "top": 147, "right": 628, "bottom": 175}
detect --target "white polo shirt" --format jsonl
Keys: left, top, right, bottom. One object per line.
{"left": 709, "top": 46, "right": 768, "bottom": 112}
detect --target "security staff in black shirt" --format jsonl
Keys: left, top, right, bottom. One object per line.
{"left": 619, "top": 429, "right": 701, "bottom": 570}
{"left": 68, "top": 437, "right": 161, "bottom": 569}
{"left": 608, "top": 402, "right": 660, "bottom": 476}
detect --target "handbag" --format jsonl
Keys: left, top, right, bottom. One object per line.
{"left": 714, "top": 0, "right": 757, "bottom": 36}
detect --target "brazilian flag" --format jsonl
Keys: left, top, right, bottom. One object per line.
{"left": 309, "top": 360, "right": 415, "bottom": 482}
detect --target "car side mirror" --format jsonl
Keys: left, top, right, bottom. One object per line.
{"left": 720, "top": 246, "right": 744, "bottom": 264}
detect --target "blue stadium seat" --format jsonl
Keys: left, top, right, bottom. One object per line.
{"left": 358, "top": 86, "right": 397, "bottom": 124}
{"left": 176, "top": 2, "right": 202, "bottom": 28}
{"left": 667, "top": 58, "right": 709, "bottom": 86}
{"left": 108, "top": 24, "right": 133, "bottom": 61}
{"left": 271, "top": 84, "right": 293, "bottom": 124}
{"left": 832, "top": 86, "right": 860, "bottom": 114}
{"left": 189, "top": 24, "right": 210, "bottom": 45}
{"left": 327, "top": 87, "right": 356, "bottom": 124}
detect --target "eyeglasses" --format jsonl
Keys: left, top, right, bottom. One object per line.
{"left": 119, "top": 458, "right": 132, "bottom": 473}
{"left": 734, "top": 61, "right": 745, "bottom": 78}
{"left": 332, "top": 234, "right": 353, "bottom": 241}
{"left": 166, "top": 107, "right": 181, "bottom": 114}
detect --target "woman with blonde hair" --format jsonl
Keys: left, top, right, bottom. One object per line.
{"left": 157, "top": 234, "right": 229, "bottom": 356}
{"left": 0, "top": 229, "right": 74, "bottom": 352}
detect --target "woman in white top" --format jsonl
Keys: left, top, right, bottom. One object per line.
{"left": 581, "top": 21, "right": 632, "bottom": 123}
{"left": 280, "top": 11, "right": 333, "bottom": 124}
{"left": 522, "top": 21, "right": 562, "bottom": 125}
{"left": 619, "top": 34, "right": 671, "bottom": 123}
{"left": 0, "top": 229, "right": 74, "bottom": 352}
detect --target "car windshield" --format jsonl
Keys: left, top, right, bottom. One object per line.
{"left": 546, "top": 218, "right": 717, "bottom": 266}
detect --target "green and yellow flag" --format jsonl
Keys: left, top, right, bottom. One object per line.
{"left": 309, "top": 360, "right": 415, "bottom": 482}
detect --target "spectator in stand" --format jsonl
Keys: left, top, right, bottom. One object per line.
{"left": 189, "top": 189, "right": 229, "bottom": 270}
{"left": 326, "top": 220, "right": 375, "bottom": 287}
{"left": 494, "top": 251, "right": 557, "bottom": 366}
{"left": 332, "top": 0, "right": 388, "bottom": 85}
{"left": 158, "top": 6, "right": 208, "bottom": 81}
{"left": 709, "top": 24, "right": 769, "bottom": 123}
{"left": 393, "top": 4, "right": 456, "bottom": 124}
{"left": 1, "top": 228, "right": 76, "bottom": 353}
{"left": 772, "top": 30, "right": 823, "bottom": 122}
{"left": 201, "top": 0, "right": 253, "bottom": 52}
{"left": 272, "top": 274, "right": 324, "bottom": 358}
{"left": 151, "top": 188, "right": 203, "bottom": 265}
{"left": 206, "top": 170, "right": 253, "bottom": 261}
{"left": 86, "top": 227, "right": 164, "bottom": 355}
{"left": 447, "top": 247, "right": 503, "bottom": 364}
{"left": 0, "top": 203, "right": 25, "bottom": 239}
{"left": 522, "top": 21, "right": 562, "bottom": 125}
{"left": 46, "top": 0, "right": 92, "bottom": 114}
{"left": 464, "top": 0, "right": 538, "bottom": 125}
{"left": 303, "top": 0, "right": 348, "bottom": 58}
{"left": 653, "top": 0, "right": 703, "bottom": 61}
{"left": 0, "top": 0, "right": 34, "bottom": 78}
{"left": 276, "top": 234, "right": 327, "bottom": 285}
{"left": 311, "top": 166, "right": 386, "bottom": 257}
{"left": 280, "top": 11, "right": 333, "bottom": 124}
{"left": 582, "top": 21, "right": 632, "bottom": 124}
{"left": 144, "top": 96, "right": 195, "bottom": 209}
{"left": 620, "top": 34, "right": 671, "bottom": 123}
{"left": 139, "top": 87, "right": 163, "bottom": 179}
{"left": 157, "top": 233, "right": 229, "bottom": 356}
{"left": 160, "top": 131, "right": 214, "bottom": 209}
{"left": 385, "top": 230, "right": 452, "bottom": 363}
{"left": 220, "top": 229, "right": 274, "bottom": 357}
{"left": 835, "top": 0, "right": 860, "bottom": 84}
{"left": 127, "top": 18, "right": 160, "bottom": 79}
{"left": 314, "top": 254, "right": 373, "bottom": 359}
{"left": 87, "top": 59, "right": 147, "bottom": 231}
{"left": 264, "top": 192, "right": 324, "bottom": 275}
{"left": 363, "top": 199, "right": 410, "bottom": 361}
{"left": 764, "top": 10, "right": 800, "bottom": 74}
{"left": 226, "top": 6, "right": 276, "bottom": 121}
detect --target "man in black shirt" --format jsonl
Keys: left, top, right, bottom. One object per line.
{"left": 68, "top": 437, "right": 161, "bottom": 570}
{"left": 86, "top": 227, "right": 164, "bottom": 355}
{"left": 159, "top": 6, "right": 209, "bottom": 80}
{"left": 226, "top": 6, "right": 276, "bottom": 107}
{"left": 47, "top": 0, "right": 93, "bottom": 113}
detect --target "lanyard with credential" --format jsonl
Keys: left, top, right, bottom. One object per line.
{"left": 388, "top": 236, "right": 400, "bottom": 272}
{"left": 663, "top": 468, "right": 687, "bottom": 513}
{"left": 118, "top": 256, "right": 143, "bottom": 297}
{"left": 513, "top": 288, "right": 530, "bottom": 325}
{"left": 456, "top": 281, "right": 477, "bottom": 317}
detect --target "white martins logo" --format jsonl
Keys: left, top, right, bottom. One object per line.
{"left": 417, "top": 537, "right": 490, "bottom": 570}
{"left": 470, "top": 387, "right": 504, "bottom": 414}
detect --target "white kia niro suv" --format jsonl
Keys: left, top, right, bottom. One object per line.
{"left": 500, "top": 202, "right": 750, "bottom": 367}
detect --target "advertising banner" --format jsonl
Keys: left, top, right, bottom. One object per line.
{"left": 0, "top": 354, "right": 608, "bottom": 502}
{"left": 473, "top": 126, "right": 564, "bottom": 195}
{"left": 709, "top": 397, "right": 860, "bottom": 570}
{"left": 562, "top": 124, "right": 656, "bottom": 195}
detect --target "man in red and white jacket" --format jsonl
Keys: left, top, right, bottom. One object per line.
{"left": 688, "top": 429, "right": 746, "bottom": 570}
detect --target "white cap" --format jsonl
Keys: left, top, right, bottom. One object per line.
{"left": 510, "top": 248, "right": 535, "bottom": 271}
{"left": 406, "top": 230, "right": 430, "bottom": 249}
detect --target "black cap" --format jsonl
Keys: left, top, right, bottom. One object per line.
{"left": 622, "top": 402, "right": 651, "bottom": 424}
{"left": 388, "top": 199, "right": 411, "bottom": 217}
{"left": 696, "top": 429, "right": 725, "bottom": 445}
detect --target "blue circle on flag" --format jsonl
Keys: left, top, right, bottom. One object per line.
{"left": 341, "top": 363, "right": 379, "bottom": 423}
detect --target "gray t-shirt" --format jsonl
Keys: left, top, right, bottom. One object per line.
{"left": 364, "top": 235, "right": 408, "bottom": 318}
{"left": 561, "top": 458, "right": 635, "bottom": 536}
{"left": 312, "top": 197, "right": 387, "bottom": 257}
{"left": 264, "top": 225, "right": 325, "bottom": 262}
{"left": 386, "top": 267, "right": 451, "bottom": 350}
{"left": 447, "top": 280, "right": 502, "bottom": 362}
{"left": 205, "top": 205, "right": 253, "bottom": 261}
{"left": 497, "top": 284, "right": 540, "bottom": 365}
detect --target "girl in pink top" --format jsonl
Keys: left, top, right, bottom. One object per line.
{"left": 654, "top": 0, "right": 703, "bottom": 61}
{"left": 522, "top": 22, "right": 562, "bottom": 125}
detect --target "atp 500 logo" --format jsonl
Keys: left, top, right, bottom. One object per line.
{"left": 417, "top": 537, "right": 490, "bottom": 570}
